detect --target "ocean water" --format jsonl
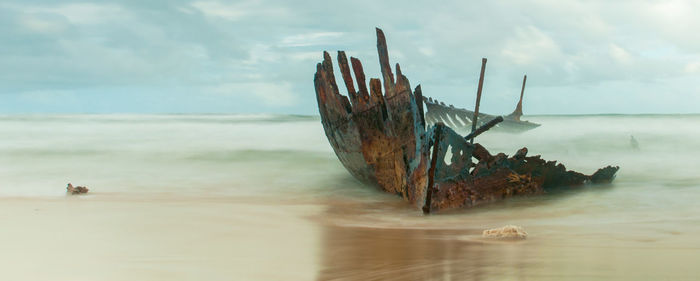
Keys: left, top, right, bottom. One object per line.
{"left": 1, "top": 114, "right": 700, "bottom": 280}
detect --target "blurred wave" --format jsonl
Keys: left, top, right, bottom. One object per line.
{"left": 1, "top": 113, "right": 699, "bottom": 210}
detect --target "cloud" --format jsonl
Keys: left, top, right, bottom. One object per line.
{"left": 280, "top": 32, "right": 344, "bottom": 47}
{"left": 609, "top": 44, "right": 632, "bottom": 65}
{"left": 0, "top": 0, "right": 699, "bottom": 114}
{"left": 19, "top": 90, "right": 78, "bottom": 104}
{"left": 685, "top": 61, "right": 700, "bottom": 73}
{"left": 208, "top": 82, "right": 298, "bottom": 107}
{"left": 501, "top": 26, "right": 562, "bottom": 65}
{"left": 189, "top": 0, "right": 290, "bottom": 21}
{"left": 37, "top": 3, "right": 128, "bottom": 25}
{"left": 19, "top": 13, "right": 69, "bottom": 33}
{"left": 190, "top": 1, "right": 247, "bottom": 20}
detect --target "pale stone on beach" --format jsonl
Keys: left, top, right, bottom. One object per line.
{"left": 482, "top": 225, "right": 527, "bottom": 240}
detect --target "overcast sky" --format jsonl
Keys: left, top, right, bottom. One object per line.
{"left": 1, "top": 0, "right": 699, "bottom": 114}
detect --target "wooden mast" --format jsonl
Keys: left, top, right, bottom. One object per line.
{"left": 470, "top": 58, "right": 487, "bottom": 144}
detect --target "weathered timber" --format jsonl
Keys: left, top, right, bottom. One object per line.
{"left": 426, "top": 125, "right": 619, "bottom": 212}
{"left": 507, "top": 75, "right": 527, "bottom": 121}
{"left": 314, "top": 28, "right": 619, "bottom": 213}
{"left": 471, "top": 58, "right": 487, "bottom": 144}
{"left": 315, "top": 28, "right": 430, "bottom": 204}
{"left": 66, "top": 183, "right": 89, "bottom": 195}
{"left": 464, "top": 116, "right": 503, "bottom": 141}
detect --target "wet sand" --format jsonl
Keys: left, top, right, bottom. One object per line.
{"left": 2, "top": 193, "right": 699, "bottom": 281}
{"left": 0, "top": 194, "right": 320, "bottom": 280}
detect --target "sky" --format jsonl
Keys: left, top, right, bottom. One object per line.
{"left": 1, "top": 0, "right": 699, "bottom": 114}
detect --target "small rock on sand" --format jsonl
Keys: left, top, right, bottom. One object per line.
{"left": 482, "top": 225, "right": 527, "bottom": 240}
{"left": 66, "top": 183, "right": 89, "bottom": 195}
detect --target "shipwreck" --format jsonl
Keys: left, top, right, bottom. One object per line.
{"left": 423, "top": 74, "right": 540, "bottom": 133}
{"left": 314, "top": 28, "right": 618, "bottom": 213}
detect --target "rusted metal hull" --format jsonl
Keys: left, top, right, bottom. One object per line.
{"left": 314, "top": 28, "right": 618, "bottom": 213}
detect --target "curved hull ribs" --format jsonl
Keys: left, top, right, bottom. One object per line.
{"left": 314, "top": 28, "right": 618, "bottom": 213}
{"left": 423, "top": 97, "right": 540, "bottom": 133}
{"left": 424, "top": 74, "right": 539, "bottom": 133}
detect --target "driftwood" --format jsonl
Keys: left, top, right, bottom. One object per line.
{"left": 470, "top": 58, "right": 487, "bottom": 142}
{"left": 314, "top": 28, "right": 619, "bottom": 213}
{"left": 66, "top": 183, "right": 89, "bottom": 195}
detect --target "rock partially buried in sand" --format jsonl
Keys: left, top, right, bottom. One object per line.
{"left": 482, "top": 225, "right": 527, "bottom": 240}
{"left": 66, "top": 183, "right": 89, "bottom": 195}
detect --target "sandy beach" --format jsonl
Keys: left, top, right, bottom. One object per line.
{"left": 2, "top": 114, "right": 700, "bottom": 280}
{"left": 0, "top": 194, "right": 321, "bottom": 280}
{"left": 3, "top": 192, "right": 700, "bottom": 281}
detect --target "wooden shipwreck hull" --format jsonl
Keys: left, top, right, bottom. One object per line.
{"left": 314, "top": 28, "right": 618, "bottom": 213}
